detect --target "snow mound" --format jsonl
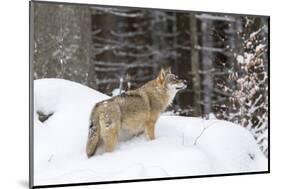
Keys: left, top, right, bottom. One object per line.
{"left": 33, "top": 79, "right": 267, "bottom": 186}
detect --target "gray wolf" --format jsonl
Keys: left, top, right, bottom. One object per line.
{"left": 86, "top": 67, "right": 186, "bottom": 157}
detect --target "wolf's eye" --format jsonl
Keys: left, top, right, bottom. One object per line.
{"left": 168, "top": 75, "right": 177, "bottom": 82}
{"left": 168, "top": 75, "right": 175, "bottom": 81}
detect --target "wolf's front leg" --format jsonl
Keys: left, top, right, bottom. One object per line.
{"left": 145, "top": 119, "right": 156, "bottom": 140}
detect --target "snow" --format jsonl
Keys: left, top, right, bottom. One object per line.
{"left": 256, "top": 44, "right": 266, "bottom": 52}
{"left": 33, "top": 79, "right": 268, "bottom": 186}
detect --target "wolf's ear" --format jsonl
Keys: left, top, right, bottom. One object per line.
{"left": 165, "top": 66, "right": 171, "bottom": 74}
{"left": 157, "top": 68, "right": 166, "bottom": 85}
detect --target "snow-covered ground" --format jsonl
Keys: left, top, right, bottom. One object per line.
{"left": 33, "top": 79, "right": 268, "bottom": 186}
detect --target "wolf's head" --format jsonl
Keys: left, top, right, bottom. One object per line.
{"left": 156, "top": 67, "right": 187, "bottom": 95}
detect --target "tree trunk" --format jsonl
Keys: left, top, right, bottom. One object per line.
{"left": 201, "top": 19, "right": 213, "bottom": 116}
{"left": 189, "top": 14, "right": 202, "bottom": 116}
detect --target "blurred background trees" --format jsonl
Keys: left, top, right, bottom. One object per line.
{"left": 32, "top": 2, "right": 269, "bottom": 157}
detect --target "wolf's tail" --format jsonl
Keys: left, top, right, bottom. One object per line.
{"left": 86, "top": 107, "right": 100, "bottom": 158}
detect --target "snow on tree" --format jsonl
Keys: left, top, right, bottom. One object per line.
{"left": 216, "top": 17, "right": 269, "bottom": 157}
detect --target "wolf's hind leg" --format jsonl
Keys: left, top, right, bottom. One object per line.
{"left": 100, "top": 112, "right": 121, "bottom": 153}
{"left": 103, "top": 127, "right": 119, "bottom": 153}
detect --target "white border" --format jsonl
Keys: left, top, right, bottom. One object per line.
{"left": 1, "top": 0, "right": 280, "bottom": 189}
